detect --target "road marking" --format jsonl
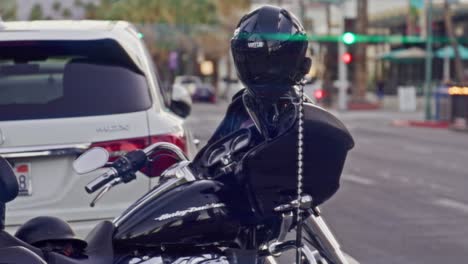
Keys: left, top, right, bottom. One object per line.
{"left": 403, "top": 145, "right": 433, "bottom": 154}
{"left": 356, "top": 137, "right": 373, "bottom": 144}
{"left": 343, "top": 174, "right": 375, "bottom": 186}
{"left": 433, "top": 198, "right": 468, "bottom": 215}
{"left": 377, "top": 170, "right": 391, "bottom": 179}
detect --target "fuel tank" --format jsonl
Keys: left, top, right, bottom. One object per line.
{"left": 113, "top": 179, "right": 241, "bottom": 247}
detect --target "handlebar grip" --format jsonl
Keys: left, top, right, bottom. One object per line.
{"left": 85, "top": 169, "right": 117, "bottom": 193}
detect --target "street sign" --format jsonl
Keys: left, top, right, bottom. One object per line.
{"left": 398, "top": 86, "right": 417, "bottom": 112}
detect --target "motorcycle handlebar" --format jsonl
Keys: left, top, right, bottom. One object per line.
{"left": 85, "top": 168, "right": 118, "bottom": 193}
{"left": 85, "top": 143, "right": 187, "bottom": 193}
{"left": 143, "top": 142, "right": 188, "bottom": 161}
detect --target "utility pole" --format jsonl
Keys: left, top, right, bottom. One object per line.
{"left": 353, "top": 0, "right": 368, "bottom": 100}
{"left": 337, "top": 3, "right": 348, "bottom": 111}
{"left": 444, "top": 0, "right": 464, "bottom": 82}
{"left": 322, "top": 3, "right": 334, "bottom": 107}
{"left": 424, "top": 0, "right": 433, "bottom": 120}
{"left": 338, "top": 41, "right": 348, "bottom": 110}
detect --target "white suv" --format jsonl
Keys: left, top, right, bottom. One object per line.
{"left": 0, "top": 21, "right": 196, "bottom": 236}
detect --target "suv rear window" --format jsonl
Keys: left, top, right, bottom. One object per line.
{"left": 0, "top": 39, "right": 151, "bottom": 121}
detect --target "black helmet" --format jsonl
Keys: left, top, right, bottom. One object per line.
{"left": 15, "top": 216, "right": 87, "bottom": 249}
{"left": 231, "top": 5, "right": 311, "bottom": 101}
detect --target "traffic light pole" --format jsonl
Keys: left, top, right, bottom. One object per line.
{"left": 338, "top": 41, "right": 348, "bottom": 111}
{"left": 424, "top": 0, "right": 433, "bottom": 120}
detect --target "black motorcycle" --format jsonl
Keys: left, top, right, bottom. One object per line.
{"left": 0, "top": 92, "right": 355, "bottom": 264}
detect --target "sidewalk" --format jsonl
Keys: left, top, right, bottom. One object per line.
{"left": 326, "top": 94, "right": 451, "bottom": 129}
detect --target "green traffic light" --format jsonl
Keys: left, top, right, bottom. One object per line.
{"left": 342, "top": 32, "right": 356, "bottom": 45}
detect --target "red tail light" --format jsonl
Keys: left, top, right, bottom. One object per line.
{"left": 90, "top": 132, "right": 187, "bottom": 177}
{"left": 314, "top": 89, "right": 324, "bottom": 100}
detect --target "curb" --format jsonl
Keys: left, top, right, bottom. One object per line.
{"left": 391, "top": 120, "right": 450, "bottom": 129}
{"left": 347, "top": 102, "right": 381, "bottom": 111}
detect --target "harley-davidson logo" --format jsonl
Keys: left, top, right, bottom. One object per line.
{"left": 154, "top": 203, "right": 226, "bottom": 221}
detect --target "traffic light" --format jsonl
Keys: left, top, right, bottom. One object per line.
{"left": 342, "top": 52, "right": 352, "bottom": 64}
{"left": 342, "top": 32, "right": 356, "bottom": 45}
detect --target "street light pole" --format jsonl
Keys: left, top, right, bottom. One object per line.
{"left": 424, "top": 0, "right": 433, "bottom": 120}
{"left": 338, "top": 40, "right": 348, "bottom": 111}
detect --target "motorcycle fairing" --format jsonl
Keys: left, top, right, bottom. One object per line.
{"left": 241, "top": 102, "right": 354, "bottom": 216}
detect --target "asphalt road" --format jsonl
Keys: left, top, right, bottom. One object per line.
{"left": 187, "top": 101, "right": 468, "bottom": 264}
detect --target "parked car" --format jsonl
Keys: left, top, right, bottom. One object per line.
{"left": 0, "top": 20, "right": 196, "bottom": 237}
{"left": 192, "top": 83, "right": 216, "bottom": 103}
{"left": 218, "top": 77, "right": 244, "bottom": 101}
{"left": 303, "top": 78, "right": 343, "bottom": 105}
{"left": 173, "top": 75, "right": 202, "bottom": 96}
{"left": 173, "top": 75, "right": 216, "bottom": 103}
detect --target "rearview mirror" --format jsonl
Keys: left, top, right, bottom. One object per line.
{"left": 171, "top": 84, "right": 192, "bottom": 118}
{"left": 73, "top": 147, "right": 109, "bottom": 174}
{"left": 0, "top": 157, "right": 19, "bottom": 203}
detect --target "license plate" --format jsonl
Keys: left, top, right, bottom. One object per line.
{"left": 14, "top": 163, "right": 32, "bottom": 196}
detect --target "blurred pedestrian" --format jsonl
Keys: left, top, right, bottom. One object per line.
{"left": 376, "top": 80, "right": 385, "bottom": 105}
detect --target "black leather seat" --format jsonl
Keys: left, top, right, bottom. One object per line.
{"left": 0, "top": 230, "right": 44, "bottom": 257}
{"left": 0, "top": 246, "right": 47, "bottom": 264}
{"left": 48, "top": 221, "right": 115, "bottom": 264}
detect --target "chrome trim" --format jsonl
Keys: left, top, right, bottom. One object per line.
{"left": 0, "top": 143, "right": 91, "bottom": 159}
{"left": 304, "top": 211, "right": 349, "bottom": 264}
{"left": 269, "top": 212, "right": 294, "bottom": 256}
{"left": 302, "top": 245, "right": 320, "bottom": 264}
{"left": 143, "top": 142, "right": 188, "bottom": 161}
{"left": 113, "top": 161, "right": 196, "bottom": 226}
{"left": 127, "top": 254, "right": 229, "bottom": 264}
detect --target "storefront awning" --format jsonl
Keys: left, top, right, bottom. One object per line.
{"left": 377, "top": 47, "right": 426, "bottom": 62}
{"left": 435, "top": 45, "right": 468, "bottom": 59}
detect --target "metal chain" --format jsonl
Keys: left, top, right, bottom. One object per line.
{"left": 296, "top": 83, "right": 305, "bottom": 264}
{"left": 297, "top": 83, "right": 304, "bottom": 207}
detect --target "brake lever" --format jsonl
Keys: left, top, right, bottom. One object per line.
{"left": 89, "top": 178, "right": 122, "bottom": 207}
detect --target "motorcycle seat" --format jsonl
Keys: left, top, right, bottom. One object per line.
{"left": 0, "top": 229, "right": 44, "bottom": 258}
{"left": 47, "top": 221, "right": 115, "bottom": 264}
{"left": 0, "top": 246, "right": 46, "bottom": 264}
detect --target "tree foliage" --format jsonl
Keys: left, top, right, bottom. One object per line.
{"left": 0, "top": 0, "right": 17, "bottom": 21}
{"left": 85, "top": 0, "right": 249, "bottom": 55}
{"left": 85, "top": 0, "right": 249, "bottom": 82}
{"left": 85, "top": 0, "right": 221, "bottom": 25}
{"left": 29, "top": 3, "right": 44, "bottom": 20}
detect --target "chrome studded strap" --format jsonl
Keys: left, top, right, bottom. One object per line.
{"left": 296, "top": 83, "right": 305, "bottom": 264}
{"left": 297, "top": 84, "right": 305, "bottom": 204}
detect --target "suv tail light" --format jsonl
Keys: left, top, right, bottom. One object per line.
{"left": 90, "top": 132, "right": 186, "bottom": 177}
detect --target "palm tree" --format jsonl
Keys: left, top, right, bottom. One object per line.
{"left": 444, "top": 0, "right": 464, "bottom": 82}
{"left": 353, "top": 0, "right": 368, "bottom": 100}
